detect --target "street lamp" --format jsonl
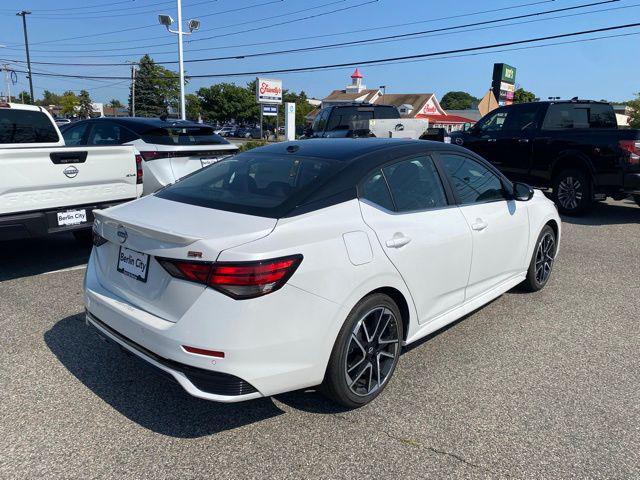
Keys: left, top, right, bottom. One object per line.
{"left": 157, "top": 1, "right": 200, "bottom": 120}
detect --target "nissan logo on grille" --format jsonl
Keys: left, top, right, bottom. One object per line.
{"left": 117, "top": 225, "right": 128, "bottom": 243}
{"left": 63, "top": 166, "right": 79, "bottom": 178}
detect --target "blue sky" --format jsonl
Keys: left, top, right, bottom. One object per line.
{"left": 1, "top": 0, "right": 639, "bottom": 104}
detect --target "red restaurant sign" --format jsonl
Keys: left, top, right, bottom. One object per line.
{"left": 256, "top": 78, "right": 283, "bottom": 104}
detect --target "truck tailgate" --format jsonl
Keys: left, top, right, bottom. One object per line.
{"left": 0, "top": 145, "right": 138, "bottom": 215}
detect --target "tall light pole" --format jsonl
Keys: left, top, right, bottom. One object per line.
{"left": 158, "top": 2, "right": 200, "bottom": 120}
{"left": 16, "top": 11, "right": 34, "bottom": 103}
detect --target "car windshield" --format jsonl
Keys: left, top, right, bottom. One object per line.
{"left": 140, "top": 126, "right": 228, "bottom": 145}
{"left": 156, "top": 152, "right": 343, "bottom": 217}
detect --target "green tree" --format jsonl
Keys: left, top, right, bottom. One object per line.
{"left": 627, "top": 93, "right": 640, "bottom": 128}
{"left": 440, "top": 91, "right": 479, "bottom": 110}
{"left": 185, "top": 93, "right": 202, "bottom": 121}
{"left": 59, "top": 91, "right": 79, "bottom": 117}
{"left": 130, "top": 55, "right": 180, "bottom": 117}
{"left": 197, "top": 82, "right": 258, "bottom": 123}
{"left": 39, "top": 90, "right": 62, "bottom": 107}
{"left": 108, "top": 99, "right": 123, "bottom": 108}
{"left": 17, "top": 91, "right": 32, "bottom": 104}
{"left": 77, "top": 90, "right": 94, "bottom": 118}
{"left": 513, "top": 87, "right": 537, "bottom": 103}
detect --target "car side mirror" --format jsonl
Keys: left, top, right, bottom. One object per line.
{"left": 513, "top": 182, "right": 534, "bottom": 201}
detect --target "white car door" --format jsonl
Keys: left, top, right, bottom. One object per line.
{"left": 359, "top": 155, "right": 473, "bottom": 325}
{"left": 438, "top": 152, "right": 530, "bottom": 300}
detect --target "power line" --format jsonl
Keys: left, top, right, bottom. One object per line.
{"left": 3, "top": 0, "right": 554, "bottom": 52}
{"left": 2, "top": 0, "right": 627, "bottom": 66}
{"left": 3, "top": 0, "right": 288, "bottom": 47}
{"left": 0, "top": 0, "right": 167, "bottom": 13}
{"left": 18, "top": 0, "right": 212, "bottom": 18}
{"left": 10, "top": 22, "right": 640, "bottom": 80}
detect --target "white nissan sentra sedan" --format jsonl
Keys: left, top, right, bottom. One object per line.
{"left": 84, "top": 139, "right": 560, "bottom": 408}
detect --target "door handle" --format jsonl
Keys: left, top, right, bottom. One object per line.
{"left": 385, "top": 234, "right": 411, "bottom": 248}
{"left": 487, "top": 138, "right": 497, "bottom": 143}
{"left": 518, "top": 138, "right": 530, "bottom": 144}
{"left": 471, "top": 219, "right": 488, "bottom": 231}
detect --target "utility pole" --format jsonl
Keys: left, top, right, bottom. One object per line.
{"left": 130, "top": 63, "right": 137, "bottom": 117}
{"left": 2, "top": 64, "right": 12, "bottom": 102}
{"left": 16, "top": 11, "right": 34, "bottom": 102}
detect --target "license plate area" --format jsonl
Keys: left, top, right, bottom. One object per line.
{"left": 57, "top": 208, "right": 87, "bottom": 226}
{"left": 117, "top": 246, "right": 150, "bottom": 283}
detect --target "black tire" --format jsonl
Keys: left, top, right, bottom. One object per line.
{"left": 72, "top": 228, "right": 92, "bottom": 244}
{"left": 552, "top": 168, "right": 593, "bottom": 216}
{"left": 321, "top": 293, "right": 403, "bottom": 408}
{"left": 520, "top": 225, "right": 557, "bottom": 292}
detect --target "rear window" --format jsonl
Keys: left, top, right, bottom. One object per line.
{"left": 542, "top": 103, "right": 617, "bottom": 130}
{"left": 156, "top": 152, "right": 343, "bottom": 217}
{"left": 326, "top": 106, "right": 399, "bottom": 132}
{"left": 141, "top": 126, "right": 228, "bottom": 145}
{"left": 0, "top": 109, "right": 59, "bottom": 144}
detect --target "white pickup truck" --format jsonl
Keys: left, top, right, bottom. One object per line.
{"left": 0, "top": 103, "right": 142, "bottom": 242}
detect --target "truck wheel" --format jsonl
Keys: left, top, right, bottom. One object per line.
{"left": 552, "top": 169, "right": 593, "bottom": 216}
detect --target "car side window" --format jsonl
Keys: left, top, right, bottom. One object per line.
{"left": 361, "top": 169, "right": 395, "bottom": 211}
{"left": 474, "top": 109, "right": 508, "bottom": 135}
{"left": 440, "top": 154, "right": 507, "bottom": 205}
{"left": 62, "top": 123, "right": 89, "bottom": 146}
{"left": 502, "top": 104, "right": 541, "bottom": 132}
{"left": 87, "top": 122, "right": 137, "bottom": 145}
{"left": 382, "top": 156, "right": 448, "bottom": 212}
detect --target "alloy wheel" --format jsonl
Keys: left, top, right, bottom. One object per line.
{"left": 535, "top": 232, "right": 556, "bottom": 284}
{"left": 345, "top": 306, "right": 400, "bottom": 397}
{"left": 557, "top": 176, "right": 583, "bottom": 211}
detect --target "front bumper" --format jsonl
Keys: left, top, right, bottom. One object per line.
{"left": 0, "top": 199, "right": 136, "bottom": 241}
{"left": 84, "top": 251, "right": 341, "bottom": 401}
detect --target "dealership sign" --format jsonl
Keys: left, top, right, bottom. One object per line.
{"left": 256, "top": 78, "right": 283, "bottom": 104}
{"left": 262, "top": 104, "right": 278, "bottom": 117}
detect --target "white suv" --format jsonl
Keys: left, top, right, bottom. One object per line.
{"left": 62, "top": 118, "right": 239, "bottom": 195}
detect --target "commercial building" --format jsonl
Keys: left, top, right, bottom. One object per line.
{"left": 316, "top": 68, "right": 476, "bottom": 132}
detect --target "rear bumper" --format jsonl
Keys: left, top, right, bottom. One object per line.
{"left": 0, "top": 199, "right": 136, "bottom": 241}
{"left": 83, "top": 250, "right": 342, "bottom": 401}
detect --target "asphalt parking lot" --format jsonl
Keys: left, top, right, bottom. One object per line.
{"left": 1, "top": 198, "right": 639, "bottom": 479}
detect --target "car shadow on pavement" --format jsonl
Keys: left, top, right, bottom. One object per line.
{"left": 561, "top": 198, "right": 639, "bottom": 226}
{"left": 45, "top": 314, "right": 286, "bottom": 437}
{"left": 0, "top": 233, "right": 91, "bottom": 282}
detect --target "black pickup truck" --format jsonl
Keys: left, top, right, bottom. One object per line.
{"left": 450, "top": 100, "right": 640, "bottom": 214}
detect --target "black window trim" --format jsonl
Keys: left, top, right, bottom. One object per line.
{"left": 357, "top": 153, "right": 457, "bottom": 214}
{"left": 433, "top": 151, "right": 514, "bottom": 207}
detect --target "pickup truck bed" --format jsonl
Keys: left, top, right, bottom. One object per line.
{"left": 0, "top": 103, "right": 140, "bottom": 240}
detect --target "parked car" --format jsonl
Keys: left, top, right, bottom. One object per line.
{"left": 0, "top": 103, "right": 141, "bottom": 242}
{"left": 238, "top": 127, "right": 261, "bottom": 139}
{"left": 61, "top": 117, "right": 239, "bottom": 195}
{"left": 306, "top": 103, "right": 401, "bottom": 138}
{"left": 85, "top": 138, "right": 560, "bottom": 407}
{"left": 54, "top": 118, "right": 72, "bottom": 127}
{"left": 215, "top": 125, "right": 236, "bottom": 137}
{"left": 450, "top": 100, "right": 640, "bottom": 214}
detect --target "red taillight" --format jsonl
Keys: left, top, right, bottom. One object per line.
{"left": 619, "top": 140, "right": 640, "bottom": 166}
{"left": 157, "top": 255, "right": 303, "bottom": 299}
{"left": 0, "top": 103, "right": 11, "bottom": 108}
{"left": 135, "top": 154, "right": 143, "bottom": 184}
{"left": 140, "top": 151, "right": 172, "bottom": 161}
{"left": 182, "top": 345, "right": 225, "bottom": 358}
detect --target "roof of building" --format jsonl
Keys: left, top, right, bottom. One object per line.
{"left": 446, "top": 109, "right": 483, "bottom": 122}
{"left": 415, "top": 114, "right": 476, "bottom": 124}
{"left": 376, "top": 93, "right": 434, "bottom": 109}
{"left": 323, "top": 89, "right": 379, "bottom": 103}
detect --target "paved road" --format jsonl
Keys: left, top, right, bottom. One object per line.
{"left": 1, "top": 199, "right": 639, "bottom": 479}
